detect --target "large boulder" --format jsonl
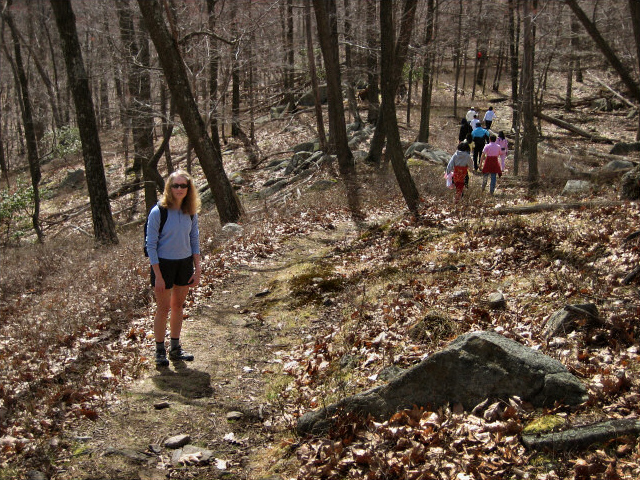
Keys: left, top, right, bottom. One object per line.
{"left": 621, "top": 164, "right": 640, "bottom": 200}
{"left": 296, "top": 85, "right": 328, "bottom": 107}
{"left": 297, "top": 331, "right": 588, "bottom": 435}
{"left": 609, "top": 141, "right": 640, "bottom": 156}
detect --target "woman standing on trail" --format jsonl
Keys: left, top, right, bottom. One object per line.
{"left": 145, "top": 170, "right": 202, "bottom": 366}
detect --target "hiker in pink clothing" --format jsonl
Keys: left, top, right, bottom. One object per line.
{"left": 496, "top": 131, "right": 509, "bottom": 171}
{"left": 480, "top": 134, "right": 502, "bottom": 194}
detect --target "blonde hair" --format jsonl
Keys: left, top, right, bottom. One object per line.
{"left": 160, "top": 170, "right": 201, "bottom": 216}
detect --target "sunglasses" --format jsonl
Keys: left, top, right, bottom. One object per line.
{"left": 171, "top": 183, "right": 189, "bottom": 189}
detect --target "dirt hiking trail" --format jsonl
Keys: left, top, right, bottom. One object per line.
{"left": 62, "top": 220, "right": 359, "bottom": 480}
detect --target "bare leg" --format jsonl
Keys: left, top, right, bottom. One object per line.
{"left": 154, "top": 288, "right": 172, "bottom": 343}
{"left": 169, "top": 285, "right": 190, "bottom": 339}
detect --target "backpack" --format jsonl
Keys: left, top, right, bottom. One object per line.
{"left": 143, "top": 206, "right": 168, "bottom": 257}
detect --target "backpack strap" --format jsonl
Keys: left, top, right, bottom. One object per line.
{"left": 157, "top": 206, "right": 168, "bottom": 234}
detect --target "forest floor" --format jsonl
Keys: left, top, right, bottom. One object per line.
{"left": 2, "top": 72, "right": 640, "bottom": 480}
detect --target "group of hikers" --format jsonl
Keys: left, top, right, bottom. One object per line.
{"left": 446, "top": 106, "right": 509, "bottom": 203}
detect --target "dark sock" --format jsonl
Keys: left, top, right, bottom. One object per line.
{"left": 156, "top": 341, "right": 166, "bottom": 353}
{"left": 170, "top": 338, "right": 180, "bottom": 350}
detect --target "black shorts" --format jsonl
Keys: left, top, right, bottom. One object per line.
{"left": 151, "top": 256, "right": 194, "bottom": 288}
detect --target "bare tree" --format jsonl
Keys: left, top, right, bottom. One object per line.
{"left": 367, "top": 0, "right": 417, "bottom": 167}
{"left": 50, "top": 0, "right": 118, "bottom": 245}
{"left": 565, "top": 0, "right": 640, "bottom": 104}
{"left": 304, "top": 0, "right": 327, "bottom": 151}
{"left": 364, "top": 0, "right": 380, "bottom": 124}
{"left": 629, "top": 0, "right": 640, "bottom": 140}
{"left": 2, "top": 0, "right": 44, "bottom": 242}
{"left": 521, "top": 0, "right": 538, "bottom": 187}
{"left": 116, "top": 0, "right": 158, "bottom": 213}
{"left": 137, "top": 0, "right": 243, "bottom": 224}
{"left": 380, "top": 0, "right": 420, "bottom": 214}
{"left": 417, "top": 0, "right": 435, "bottom": 143}
{"left": 312, "top": 0, "right": 362, "bottom": 220}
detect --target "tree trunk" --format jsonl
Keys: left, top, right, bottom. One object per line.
{"left": 522, "top": 0, "right": 538, "bottom": 187}
{"left": 343, "top": 0, "right": 363, "bottom": 127}
{"left": 50, "top": 0, "right": 118, "bottom": 245}
{"left": 304, "top": 1, "right": 327, "bottom": 151}
{"left": 312, "top": 0, "right": 362, "bottom": 220}
{"left": 137, "top": 0, "right": 244, "bottom": 224}
{"left": 367, "top": 0, "right": 417, "bottom": 167}
{"left": 117, "top": 0, "right": 157, "bottom": 213}
{"left": 629, "top": 0, "right": 640, "bottom": 140}
{"left": 365, "top": 0, "right": 380, "bottom": 125}
{"left": 206, "top": 0, "right": 223, "bottom": 164}
{"left": 417, "top": 0, "right": 435, "bottom": 143}
{"left": 284, "top": 0, "right": 295, "bottom": 108}
{"left": 3, "top": 2, "right": 44, "bottom": 242}
{"left": 453, "top": 0, "right": 463, "bottom": 118}
{"left": 508, "top": 0, "right": 520, "bottom": 174}
{"left": 379, "top": 0, "right": 420, "bottom": 215}
{"left": 160, "top": 83, "right": 174, "bottom": 173}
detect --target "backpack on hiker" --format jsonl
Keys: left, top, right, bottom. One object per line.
{"left": 143, "top": 205, "right": 168, "bottom": 257}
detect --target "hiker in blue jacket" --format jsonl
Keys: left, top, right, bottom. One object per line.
{"left": 471, "top": 124, "right": 490, "bottom": 171}
{"left": 146, "top": 169, "right": 201, "bottom": 366}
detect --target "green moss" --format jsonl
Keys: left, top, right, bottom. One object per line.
{"left": 288, "top": 264, "right": 345, "bottom": 306}
{"left": 523, "top": 415, "right": 566, "bottom": 434}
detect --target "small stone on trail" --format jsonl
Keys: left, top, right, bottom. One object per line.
{"left": 226, "top": 411, "right": 244, "bottom": 421}
{"left": 255, "top": 289, "right": 271, "bottom": 297}
{"left": 487, "top": 292, "right": 506, "bottom": 309}
{"left": 153, "top": 401, "right": 170, "bottom": 410}
{"left": 164, "top": 434, "right": 190, "bottom": 449}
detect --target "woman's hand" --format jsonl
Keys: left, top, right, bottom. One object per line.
{"left": 188, "top": 269, "right": 201, "bottom": 287}
{"left": 154, "top": 275, "right": 166, "bottom": 293}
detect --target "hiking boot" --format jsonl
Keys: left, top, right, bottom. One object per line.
{"left": 155, "top": 350, "right": 170, "bottom": 367}
{"left": 169, "top": 345, "right": 194, "bottom": 362}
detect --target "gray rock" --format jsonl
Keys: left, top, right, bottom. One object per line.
{"left": 296, "top": 85, "right": 328, "bottom": 107}
{"left": 60, "top": 169, "right": 85, "bottom": 189}
{"left": 104, "top": 446, "right": 154, "bottom": 464}
{"left": 221, "top": 223, "right": 243, "bottom": 237}
{"left": 256, "top": 180, "right": 289, "bottom": 199}
{"left": 522, "top": 418, "right": 640, "bottom": 451}
{"left": 404, "top": 142, "right": 450, "bottom": 165}
{"left": 171, "top": 445, "right": 214, "bottom": 466}
{"left": 308, "top": 179, "right": 336, "bottom": 191}
{"left": 27, "top": 471, "right": 48, "bottom": 480}
{"left": 541, "top": 303, "right": 601, "bottom": 340}
{"left": 487, "top": 292, "right": 506, "bottom": 309}
{"left": 297, "top": 331, "right": 587, "bottom": 435}
{"left": 292, "top": 141, "right": 316, "bottom": 153}
{"left": 601, "top": 159, "right": 635, "bottom": 172}
{"left": 562, "top": 180, "right": 592, "bottom": 195}
{"left": 621, "top": 165, "right": 640, "bottom": 200}
{"left": 270, "top": 103, "right": 292, "bottom": 119}
{"left": 226, "top": 411, "right": 244, "bottom": 421}
{"left": 352, "top": 150, "right": 369, "bottom": 163}
{"left": 164, "top": 434, "right": 190, "bottom": 449}
{"left": 609, "top": 141, "right": 640, "bottom": 155}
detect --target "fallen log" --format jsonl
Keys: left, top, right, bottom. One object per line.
{"left": 534, "top": 111, "right": 613, "bottom": 144}
{"left": 522, "top": 418, "right": 640, "bottom": 451}
{"left": 495, "top": 200, "right": 624, "bottom": 215}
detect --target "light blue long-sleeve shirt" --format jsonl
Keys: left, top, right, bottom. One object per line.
{"left": 145, "top": 205, "right": 200, "bottom": 265}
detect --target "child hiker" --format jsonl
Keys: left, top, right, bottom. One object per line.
{"left": 496, "top": 131, "right": 508, "bottom": 172}
{"left": 480, "top": 134, "right": 503, "bottom": 195}
{"left": 446, "top": 142, "right": 474, "bottom": 203}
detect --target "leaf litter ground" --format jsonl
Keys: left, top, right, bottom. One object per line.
{"left": 2, "top": 72, "right": 640, "bottom": 479}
